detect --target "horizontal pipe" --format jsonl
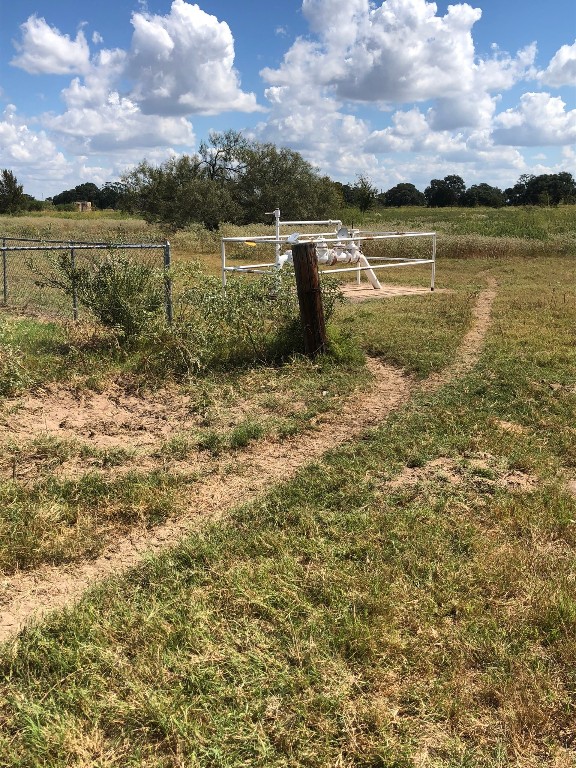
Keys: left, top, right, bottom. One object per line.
{"left": 279, "top": 219, "right": 342, "bottom": 227}
{"left": 0, "top": 243, "right": 166, "bottom": 252}
{"left": 321, "top": 259, "right": 434, "bottom": 275}
{"left": 222, "top": 231, "right": 435, "bottom": 245}
{"left": 224, "top": 262, "right": 276, "bottom": 270}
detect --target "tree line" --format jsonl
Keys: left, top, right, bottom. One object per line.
{"left": 1, "top": 131, "right": 575, "bottom": 229}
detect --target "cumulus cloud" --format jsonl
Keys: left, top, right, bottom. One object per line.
{"left": 493, "top": 92, "right": 576, "bottom": 146}
{"left": 0, "top": 105, "right": 71, "bottom": 191}
{"left": 9, "top": 0, "right": 261, "bottom": 173}
{"left": 13, "top": 1, "right": 261, "bottom": 122}
{"left": 538, "top": 41, "right": 576, "bottom": 88}
{"left": 126, "top": 0, "right": 261, "bottom": 115}
{"left": 256, "top": 0, "right": 541, "bottom": 185}
{"left": 263, "top": 0, "right": 535, "bottom": 110}
{"left": 5, "top": 0, "right": 574, "bottom": 197}
{"left": 44, "top": 93, "right": 196, "bottom": 153}
{"left": 11, "top": 15, "right": 91, "bottom": 75}
{"left": 257, "top": 86, "right": 373, "bottom": 178}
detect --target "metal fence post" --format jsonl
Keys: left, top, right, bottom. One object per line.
{"left": 164, "top": 240, "right": 173, "bottom": 324}
{"left": 2, "top": 238, "right": 6, "bottom": 305}
{"left": 70, "top": 245, "right": 78, "bottom": 320}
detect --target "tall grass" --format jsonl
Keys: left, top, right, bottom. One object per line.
{"left": 3, "top": 205, "right": 575, "bottom": 265}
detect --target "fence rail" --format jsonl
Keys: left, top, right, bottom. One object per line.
{"left": 0, "top": 237, "right": 172, "bottom": 323}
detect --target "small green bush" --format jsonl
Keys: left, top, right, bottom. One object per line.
{"left": 41, "top": 250, "right": 164, "bottom": 341}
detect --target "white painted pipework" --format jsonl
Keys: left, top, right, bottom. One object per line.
{"left": 222, "top": 209, "right": 436, "bottom": 291}
{"left": 357, "top": 254, "right": 382, "bottom": 290}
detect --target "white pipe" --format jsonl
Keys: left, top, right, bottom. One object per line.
{"left": 265, "top": 208, "right": 282, "bottom": 266}
{"left": 221, "top": 238, "right": 227, "bottom": 287}
{"left": 357, "top": 254, "right": 382, "bottom": 290}
{"left": 431, "top": 233, "right": 436, "bottom": 291}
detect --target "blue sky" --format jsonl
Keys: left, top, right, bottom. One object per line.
{"left": 0, "top": 0, "right": 574, "bottom": 199}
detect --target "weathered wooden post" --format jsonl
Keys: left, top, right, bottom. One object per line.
{"left": 291, "top": 241, "right": 327, "bottom": 357}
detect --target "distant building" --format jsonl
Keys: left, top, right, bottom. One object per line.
{"left": 74, "top": 201, "right": 92, "bottom": 212}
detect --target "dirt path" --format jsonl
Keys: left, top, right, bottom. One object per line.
{"left": 0, "top": 283, "right": 497, "bottom": 643}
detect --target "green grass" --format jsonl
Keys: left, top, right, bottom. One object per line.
{"left": 0, "top": 236, "right": 575, "bottom": 764}
{"left": 0, "top": 470, "right": 189, "bottom": 573}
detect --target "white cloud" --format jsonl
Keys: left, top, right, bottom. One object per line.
{"left": 9, "top": 1, "right": 260, "bottom": 177}
{"left": 0, "top": 105, "right": 71, "bottom": 192}
{"left": 493, "top": 92, "right": 576, "bottom": 146}
{"left": 126, "top": 0, "right": 261, "bottom": 115}
{"left": 257, "top": 0, "right": 540, "bottom": 187}
{"left": 4, "top": 0, "right": 574, "bottom": 198}
{"left": 263, "top": 0, "right": 535, "bottom": 111}
{"left": 538, "top": 41, "right": 576, "bottom": 88}
{"left": 44, "top": 93, "right": 196, "bottom": 153}
{"left": 61, "top": 48, "right": 128, "bottom": 110}
{"left": 11, "top": 15, "right": 91, "bottom": 75}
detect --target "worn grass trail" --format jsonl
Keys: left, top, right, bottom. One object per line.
{"left": 0, "top": 285, "right": 497, "bottom": 642}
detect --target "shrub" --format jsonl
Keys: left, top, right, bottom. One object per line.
{"left": 141, "top": 264, "right": 343, "bottom": 376}
{"left": 40, "top": 250, "right": 165, "bottom": 341}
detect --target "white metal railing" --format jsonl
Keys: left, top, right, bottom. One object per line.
{"left": 221, "top": 208, "right": 436, "bottom": 291}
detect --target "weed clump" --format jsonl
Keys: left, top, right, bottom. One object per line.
{"left": 39, "top": 250, "right": 165, "bottom": 341}
{"left": 140, "top": 264, "right": 343, "bottom": 376}
{"left": 0, "top": 327, "right": 30, "bottom": 395}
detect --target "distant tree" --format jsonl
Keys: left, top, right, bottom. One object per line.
{"left": 0, "top": 169, "right": 25, "bottom": 214}
{"left": 505, "top": 173, "right": 576, "bottom": 206}
{"left": 22, "top": 194, "right": 44, "bottom": 212}
{"left": 98, "top": 181, "right": 125, "bottom": 209}
{"left": 384, "top": 183, "right": 426, "bottom": 207}
{"left": 336, "top": 183, "right": 356, "bottom": 206}
{"left": 121, "top": 155, "right": 241, "bottom": 231}
{"left": 198, "top": 129, "right": 247, "bottom": 183}
{"left": 52, "top": 182, "right": 101, "bottom": 207}
{"left": 348, "top": 174, "right": 378, "bottom": 212}
{"left": 504, "top": 174, "right": 536, "bottom": 206}
{"left": 460, "top": 183, "right": 506, "bottom": 208}
{"left": 424, "top": 175, "right": 466, "bottom": 207}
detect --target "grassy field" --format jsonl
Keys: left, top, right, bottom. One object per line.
{"left": 0, "top": 208, "right": 574, "bottom": 766}
{"left": 2, "top": 204, "right": 575, "bottom": 276}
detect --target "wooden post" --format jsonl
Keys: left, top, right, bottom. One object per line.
{"left": 291, "top": 242, "right": 327, "bottom": 357}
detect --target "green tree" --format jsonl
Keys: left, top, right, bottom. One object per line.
{"left": 98, "top": 182, "right": 125, "bottom": 210}
{"left": 198, "top": 129, "right": 247, "bottom": 183}
{"left": 505, "top": 173, "right": 576, "bottom": 206}
{"left": 384, "top": 183, "right": 426, "bottom": 207}
{"left": 348, "top": 174, "right": 378, "bottom": 213}
{"left": 0, "top": 169, "right": 25, "bottom": 214}
{"left": 121, "top": 156, "right": 240, "bottom": 231}
{"left": 460, "top": 183, "right": 506, "bottom": 208}
{"left": 234, "top": 142, "right": 340, "bottom": 223}
{"left": 52, "top": 182, "right": 101, "bottom": 207}
{"left": 424, "top": 175, "right": 466, "bottom": 207}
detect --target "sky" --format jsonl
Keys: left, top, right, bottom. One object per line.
{"left": 0, "top": 0, "right": 574, "bottom": 200}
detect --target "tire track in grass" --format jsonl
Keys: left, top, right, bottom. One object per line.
{"left": 0, "top": 283, "right": 497, "bottom": 643}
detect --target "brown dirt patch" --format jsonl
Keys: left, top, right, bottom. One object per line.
{"left": 341, "top": 283, "right": 450, "bottom": 302}
{"left": 385, "top": 454, "right": 538, "bottom": 494}
{"left": 1, "top": 383, "right": 200, "bottom": 451}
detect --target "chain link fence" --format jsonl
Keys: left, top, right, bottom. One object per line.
{"left": 0, "top": 237, "right": 172, "bottom": 322}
